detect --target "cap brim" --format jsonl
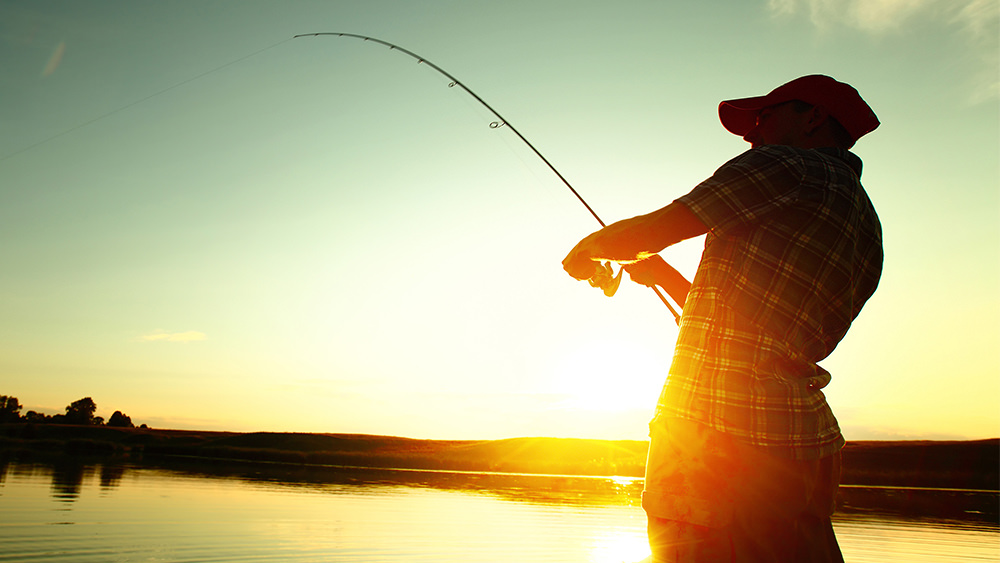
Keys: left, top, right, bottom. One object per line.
{"left": 718, "top": 75, "right": 880, "bottom": 144}
{"left": 718, "top": 95, "right": 772, "bottom": 137}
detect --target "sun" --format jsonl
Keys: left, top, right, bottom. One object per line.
{"left": 545, "top": 336, "right": 667, "bottom": 414}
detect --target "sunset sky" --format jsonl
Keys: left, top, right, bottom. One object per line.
{"left": 2, "top": 0, "right": 997, "bottom": 442}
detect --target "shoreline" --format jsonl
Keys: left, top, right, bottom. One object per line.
{"left": 2, "top": 423, "right": 997, "bottom": 491}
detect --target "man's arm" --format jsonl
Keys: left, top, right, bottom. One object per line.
{"left": 562, "top": 201, "right": 709, "bottom": 280}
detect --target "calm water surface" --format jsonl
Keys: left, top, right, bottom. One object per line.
{"left": 0, "top": 458, "right": 996, "bottom": 562}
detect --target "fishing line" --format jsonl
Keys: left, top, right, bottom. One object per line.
{"left": 451, "top": 85, "right": 552, "bottom": 195}
{"left": 295, "top": 32, "right": 681, "bottom": 323}
{"left": 0, "top": 36, "right": 295, "bottom": 164}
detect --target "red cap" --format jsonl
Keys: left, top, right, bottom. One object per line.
{"left": 718, "top": 75, "right": 879, "bottom": 143}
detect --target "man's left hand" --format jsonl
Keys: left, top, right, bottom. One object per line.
{"left": 562, "top": 233, "right": 603, "bottom": 280}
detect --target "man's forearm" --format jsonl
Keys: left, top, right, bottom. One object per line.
{"left": 655, "top": 262, "right": 692, "bottom": 308}
{"left": 589, "top": 201, "right": 708, "bottom": 260}
{"left": 564, "top": 200, "right": 709, "bottom": 280}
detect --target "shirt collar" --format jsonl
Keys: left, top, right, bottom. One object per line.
{"left": 816, "top": 147, "right": 863, "bottom": 177}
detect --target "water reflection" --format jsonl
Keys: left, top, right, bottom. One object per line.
{"left": 2, "top": 457, "right": 655, "bottom": 563}
{"left": 142, "top": 457, "right": 999, "bottom": 522}
{"left": 147, "top": 457, "right": 646, "bottom": 508}
{"left": 0, "top": 456, "right": 996, "bottom": 563}
{"left": 839, "top": 485, "right": 1000, "bottom": 523}
{"left": 7, "top": 454, "right": 999, "bottom": 523}
{"left": 16, "top": 454, "right": 999, "bottom": 522}
{"left": 49, "top": 457, "right": 90, "bottom": 503}
{"left": 99, "top": 463, "right": 126, "bottom": 489}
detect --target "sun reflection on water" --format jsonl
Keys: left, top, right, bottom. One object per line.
{"left": 2, "top": 460, "right": 995, "bottom": 563}
{"left": 589, "top": 527, "right": 650, "bottom": 563}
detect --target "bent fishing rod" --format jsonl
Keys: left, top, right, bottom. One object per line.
{"left": 294, "top": 32, "right": 681, "bottom": 323}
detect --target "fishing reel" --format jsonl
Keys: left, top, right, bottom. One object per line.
{"left": 587, "top": 260, "right": 681, "bottom": 324}
{"left": 587, "top": 261, "right": 623, "bottom": 297}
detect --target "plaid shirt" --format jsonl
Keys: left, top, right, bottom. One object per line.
{"left": 658, "top": 145, "right": 883, "bottom": 460}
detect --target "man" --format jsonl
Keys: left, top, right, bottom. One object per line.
{"left": 563, "top": 75, "right": 882, "bottom": 562}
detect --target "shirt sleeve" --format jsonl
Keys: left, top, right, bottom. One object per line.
{"left": 676, "top": 146, "right": 808, "bottom": 235}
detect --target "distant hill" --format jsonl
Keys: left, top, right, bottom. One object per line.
{"left": 1, "top": 424, "right": 996, "bottom": 490}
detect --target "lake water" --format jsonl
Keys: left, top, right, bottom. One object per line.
{"left": 0, "top": 457, "right": 997, "bottom": 562}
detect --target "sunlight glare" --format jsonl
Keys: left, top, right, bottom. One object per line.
{"left": 547, "top": 336, "right": 665, "bottom": 413}
{"left": 589, "top": 528, "right": 650, "bottom": 563}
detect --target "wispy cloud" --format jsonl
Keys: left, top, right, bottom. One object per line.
{"left": 767, "top": 0, "right": 999, "bottom": 102}
{"left": 951, "top": 0, "right": 998, "bottom": 40}
{"left": 768, "top": 0, "right": 958, "bottom": 32}
{"left": 138, "top": 330, "right": 208, "bottom": 343}
{"left": 950, "top": 0, "right": 1000, "bottom": 103}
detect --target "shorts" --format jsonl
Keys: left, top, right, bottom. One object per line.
{"left": 641, "top": 416, "right": 842, "bottom": 562}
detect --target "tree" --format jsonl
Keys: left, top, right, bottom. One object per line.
{"left": 0, "top": 395, "right": 22, "bottom": 423}
{"left": 23, "top": 410, "right": 49, "bottom": 423}
{"left": 64, "top": 397, "right": 98, "bottom": 425}
{"left": 107, "top": 411, "right": 133, "bottom": 428}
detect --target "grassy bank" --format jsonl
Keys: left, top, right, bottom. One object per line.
{"left": 1, "top": 424, "right": 996, "bottom": 490}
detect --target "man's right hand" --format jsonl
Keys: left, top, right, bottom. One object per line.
{"left": 624, "top": 255, "right": 691, "bottom": 308}
{"left": 624, "top": 255, "right": 669, "bottom": 287}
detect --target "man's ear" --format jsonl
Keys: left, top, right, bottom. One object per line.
{"left": 804, "top": 105, "right": 830, "bottom": 136}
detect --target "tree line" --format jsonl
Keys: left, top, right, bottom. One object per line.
{"left": 0, "top": 395, "right": 140, "bottom": 428}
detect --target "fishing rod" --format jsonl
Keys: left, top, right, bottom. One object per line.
{"left": 294, "top": 32, "right": 681, "bottom": 323}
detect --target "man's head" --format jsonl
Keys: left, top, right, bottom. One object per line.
{"left": 718, "top": 75, "right": 878, "bottom": 150}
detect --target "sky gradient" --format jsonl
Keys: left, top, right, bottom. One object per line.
{"left": 2, "top": 0, "right": 998, "bottom": 441}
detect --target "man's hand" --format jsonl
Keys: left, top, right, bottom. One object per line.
{"left": 562, "top": 231, "right": 605, "bottom": 280}
{"left": 562, "top": 215, "right": 655, "bottom": 280}
{"left": 562, "top": 201, "right": 708, "bottom": 286}
{"left": 624, "top": 255, "right": 691, "bottom": 307}
{"left": 623, "top": 255, "right": 668, "bottom": 287}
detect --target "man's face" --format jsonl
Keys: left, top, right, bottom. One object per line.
{"left": 743, "top": 102, "right": 811, "bottom": 149}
